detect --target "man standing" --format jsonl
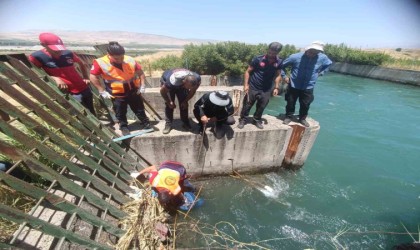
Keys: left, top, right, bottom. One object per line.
{"left": 281, "top": 41, "right": 332, "bottom": 127}
{"left": 237, "top": 42, "right": 283, "bottom": 129}
{"left": 90, "top": 42, "right": 151, "bottom": 135}
{"left": 160, "top": 68, "right": 201, "bottom": 134}
{"left": 193, "top": 90, "right": 235, "bottom": 138}
{"left": 29, "top": 33, "right": 96, "bottom": 115}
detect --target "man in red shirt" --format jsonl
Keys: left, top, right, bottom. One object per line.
{"left": 28, "top": 33, "right": 95, "bottom": 115}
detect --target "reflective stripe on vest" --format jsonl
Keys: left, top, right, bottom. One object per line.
{"left": 151, "top": 168, "right": 181, "bottom": 195}
{"left": 95, "top": 55, "right": 140, "bottom": 96}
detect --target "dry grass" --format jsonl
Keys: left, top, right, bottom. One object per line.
{"left": 135, "top": 50, "right": 183, "bottom": 77}
{"left": 0, "top": 184, "right": 35, "bottom": 243}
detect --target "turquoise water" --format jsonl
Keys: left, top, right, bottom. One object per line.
{"left": 184, "top": 73, "right": 420, "bottom": 249}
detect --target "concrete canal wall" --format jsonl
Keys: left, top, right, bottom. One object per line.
{"left": 128, "top": 85, "right": 320, "bottom": 175}
{"left": 330, "top": 62, "right": 420, "bottom": 86}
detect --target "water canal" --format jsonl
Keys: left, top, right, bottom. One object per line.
{"left": 183, "top": 72, "right": 420, "bottom": 249}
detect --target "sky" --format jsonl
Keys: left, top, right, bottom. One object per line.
{"left": 0, "top": 0, "right": 419, "bottom": 48}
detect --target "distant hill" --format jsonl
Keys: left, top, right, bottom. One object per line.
{"left": 0, "top": 30, "right": 217, "bottom": 47}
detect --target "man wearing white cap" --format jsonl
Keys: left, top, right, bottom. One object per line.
{"left": 193, "top": 91, "right": 235, "bottom": 138}
{"left": 29, "top": 33, "right": 95, "bottom": 115}
{"left": 281, "top": 41, "right": 332, "bottom": 127}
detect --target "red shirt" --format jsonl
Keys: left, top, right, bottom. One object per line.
{"left": 29, "top": 49, "right": 88, "bottom": 94}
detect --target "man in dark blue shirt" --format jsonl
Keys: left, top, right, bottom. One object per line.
{"left": 281, "top": 41, "right": 332, "bottom": 127}
{"left": 237, "top": 42, "right": 283, "bottom": 129}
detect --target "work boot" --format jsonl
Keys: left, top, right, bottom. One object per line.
{"left": 299, "top": 118, "right": 310, "bottom": 127}
{"left": 163, "top": 122, "right": 172, "bottom": 134}
{"left": 142, "top": 121, "right": 152, "bottom": 130}
{"left": 182, "top": 121, "right": 192, "bottom": 131}
{"left": 283, "top": 116, "right": 292, "bottom": 125}
{"left": 237, "top": 118, "right": 246, "bottom": 129}
{"left": 253, "top": 118, "right": 263, "bottom": 129}
{"left": 120, "top": 126, "right": 130, "bottom": 136}
{"left": 214, "top": 124, "right": 225, "bottom": 139}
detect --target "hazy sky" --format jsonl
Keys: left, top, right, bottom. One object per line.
{"left": 0, "top": 0, "right": 419, "bottom": 48}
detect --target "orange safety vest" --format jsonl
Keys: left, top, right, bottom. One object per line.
{"left": 151, "top": 168, "right": 182, "bottom": 195}
{"left": 95, "top": 55, "right": 140, "bottom": 97}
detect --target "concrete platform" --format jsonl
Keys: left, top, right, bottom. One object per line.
{"left": 126, "top": 114, "right": 320, "bottom": 175}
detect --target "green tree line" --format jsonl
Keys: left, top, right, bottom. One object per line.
{"left": 152, "top": 42, "right": 299, "bottom": 76}
{"left": 152, "top": 42, "right": 419, "bottom": 76}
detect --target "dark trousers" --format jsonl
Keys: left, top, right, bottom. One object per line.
{"left": 165, "top": 88, "right": 189, "bottom": 124}
{"left": 240, "top": 88, "right": 271, "bottom": 120}
{"left": 193, "top": 108, "right": 235, "bottom": 129}
{"left": 285, "top": 87, "right": 314, "bottom": 119}
{"left": 72, "top": 88, "right": 96, "bottom": 116}
{"left": 112, "top": 92, "right": 149, "bottom": 128}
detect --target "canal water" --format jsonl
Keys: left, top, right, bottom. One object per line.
{"left": 183, "top": 73, "right": 420, "bottom": 249}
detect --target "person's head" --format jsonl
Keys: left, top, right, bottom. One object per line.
{"left": 182, "top": 74, "right": 198, "bottom": 89}
{"left": 305, "top": 41, "right": 325, "bottom": 58}
{"left": 39, "top": 33, "right": 66, "bottom": 57}
{"left": 107, "top": 41, "right": 125, "bottom": 64}
{"left": 157, "top": 189, "right": 184, "bottom": 212}
{"left": 267, "top": 42, "right": 283, "bottom": 60}
{"left": 209, "top": 91, "right": 230, "bottom": 106}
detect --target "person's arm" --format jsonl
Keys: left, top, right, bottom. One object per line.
{"left": 194, "top": 94, "right": 210, "bottom": 124}
{"left": 50, "top": 76, "right": 68, "bottom": 90}
{"left": 272, "top": 69, "right": 281, "bottom": 96}
{"left": 160, "top": 85, "right": 176, "bottom": 109}
{"left": 28, "top": 54, "right": 68, "bottom": 89}
{"left": 184, "top": 85, "right": 198, "bottom": 102}
{"left": 135, "top": 68, "right": 146, "bottom": 94}
{"left": 225, "top": 99, "right": 234, "bottom": 116}
{"left": 243, "top": 66, "right": 253, "bottom": 94}
{"left": 318, "top": 56, "right": 333, "bottom": 76}
{"left": 138, "top": 165, "right": 158, "bottom": 175}
{"left": 280, "top": 57, "right": 293, "bottom": 84}
{"left": 73, "top": 53, "right": 90, "bottom": 83}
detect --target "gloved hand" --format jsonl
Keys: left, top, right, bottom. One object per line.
{"left": 136, "top": 85, "right": 146, "bottom": 94}
{"left": 100, "top": 91, "right": 112, "bottom": 99}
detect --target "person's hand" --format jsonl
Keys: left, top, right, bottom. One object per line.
{"left": 166, "top": 101, "right": 176, "bottom": 109}
{"left": 137, "top": 85, "right": 146, "bottom": 95}
{"left": 273, "top": 88, "right": 279, "bottom": 96}
{"left": 100, "top": 91, "right": 112, "bottom": 99}
{"left": 57, "top": 82, "right": 68, "bottom": 90}
{"left": 201, "top": 115, "right": 209, "bottom": 125}
{"left": 180, "top": 101, "right": 188, "bottom": 110}
{"left": 284, "top": 77, "right": 290, "bottom": 84}
{"left": 244, "top": 85, "right": 249, "bottom": 94}
{"left": 83, "top": 79, "right": 90, "bottom": 85}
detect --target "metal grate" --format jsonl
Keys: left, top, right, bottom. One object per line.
{"left": 0, "top": 54, "right": 149, "bottom": 249}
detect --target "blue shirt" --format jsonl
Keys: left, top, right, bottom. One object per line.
{"left": 249, "top": 55, "right": 282, "bottom": 92}
{"left": 160, "top": 68, "right": 201, "bottom": 90}
{"left": 281, "top": 52, "right": 332, "bottom": 90}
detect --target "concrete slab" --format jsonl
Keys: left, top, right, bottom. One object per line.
{"left": 127, "top": 114, "right": 319, "bottom": 175}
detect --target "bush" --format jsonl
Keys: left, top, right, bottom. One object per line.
{"left": 395, "top": 48, "right": 402, "bottom": 52}
{"left": 324, "top": 43, "right": 391, "bottom": 66}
